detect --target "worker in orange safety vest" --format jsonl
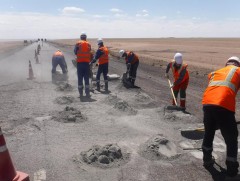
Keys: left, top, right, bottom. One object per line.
{"left": 52, "top": 50, "right": 67, "bottom": 74}
{"left": 165, "top": 53, "right": 189, "bottom": 110}
{"left": 119, "top": 49, "right": 139, "bottom": 87}
{"left": 201, "top": 56, "right": 240, "bottom": 177}
{"left": 74, "top": 32, "right": 92, "bottom": 98}
{"left": 90, "top": 38, "right": 109, "bottom": 92}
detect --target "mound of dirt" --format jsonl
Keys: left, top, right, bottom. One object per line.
{"left": 54, "top": 95, "right": 75, "bottom": 105}
{"left": 105, "top": 95, "right": 137, "bottom": 115}
{"left": 139, "top": 134, "right": 181, "bottom": 161}
{"left": 55, "top": 82, "right": 73, "bottom": 92}
{"left": 53, "top": 106, "right": 87, "bottom": 123}
{"left": 164, "top": 109, "right": 200, "bottom": 123}
{"left": 76, "top": 144, "right": 130, "bottom": 168}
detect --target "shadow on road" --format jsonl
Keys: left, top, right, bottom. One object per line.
{"left": 80, "top": 97, "right": 97, "bottom": 102}
{"left": 204, "top": 162, "right": 240, "bottom": 181}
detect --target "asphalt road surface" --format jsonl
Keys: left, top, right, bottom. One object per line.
{"left": 1, "top": 42, "right": 240, "bottom": 181}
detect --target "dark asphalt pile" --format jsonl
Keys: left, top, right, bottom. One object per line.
{"left": 53, "top": 106, "right": 87, "bottom": 123}
{"left": 78, "top": 144, "right": 130, "bottom": 168}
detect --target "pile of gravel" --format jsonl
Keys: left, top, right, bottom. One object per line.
{"left": 55, "top": 82, "right": 73, "bottom": 92}
{"left": 77, "top": 144, "right": 130, "bottom": 168}
{"left": 139, "top": 134, "right": 180, "bottom": 161}
{"left": 54, "top": 95, "right": 75, "bottom": 105}
{"left": 53, "top": 106, "right": 87, "bottom": 123}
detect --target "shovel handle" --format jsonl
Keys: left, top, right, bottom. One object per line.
{"left": 168, "top": 78, "right": 177, "bottom": 106}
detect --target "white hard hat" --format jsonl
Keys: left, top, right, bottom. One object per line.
{"left": 226, "top": 56, "right": 240, "bottom": 66}
{"left": 119, "top": 50, "right": 125, "bottom": 57}
{"left": 174, "top": 53, "right": 183, "bottom": 64}
{"left": 97, "top": 38, "right": 103, "bottom": 45}
{"left": 80, "top": 32, "right": 87, "bottom": 37}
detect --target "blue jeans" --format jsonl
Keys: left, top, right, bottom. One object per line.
{"left": 52, "top": 59, "right": 67, "bottom": 73}
{"left": 77, "top": 62, "right": 90, "bottom": 95}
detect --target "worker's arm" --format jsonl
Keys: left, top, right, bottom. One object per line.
{"left": 165, "top": 63, "right": 171, "bottom": 78}
{"left": 74, "top": 44, "right": 79, "bottom": 55}
{"left": 126, "top": 52, "right": 134, "bottom": 64}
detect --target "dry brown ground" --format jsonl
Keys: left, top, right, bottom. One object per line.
{"left": 0, "top": 41, "right": 25, "bottom": 59}
{"left": 50, "top": 38, "right": 240, "bottom": 120}
{"left": 51, "top": 38, "right": 240, "bottom": 72}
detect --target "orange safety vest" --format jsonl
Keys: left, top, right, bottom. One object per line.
{"left": 98, "top": 46, "right": 109, "bottom": 65}
{"left": 125, "top": 51, "right": 139, "bottom": 65}
{"left": 53, "top": 51, "right": 63, "bottom": 57}
{"left": 202, "top": 65, "right": 240, "bottom": 112}
{"left": 170, "top": 60, "right": 189, "bottom": 82}
{"left": 76, "top": 40, "right": 91, "bottom": 63}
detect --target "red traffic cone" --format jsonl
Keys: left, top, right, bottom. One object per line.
{"left": 27, "top": 60, "right": 35, "bottom": 80}
{"left": 0, "top": 127, "right": 30, "bottom": 181}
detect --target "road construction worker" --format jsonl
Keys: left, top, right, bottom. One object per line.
{"left": 74, "top": 32, "right": 92, "bottom": 98}
{"left": 165, "top": 53, "right": 189, "bottom": 110}
{"left": 201, "top": 56, "right": 240, "bottom": 177}
{"left": 90, "top": 38, "right": 109, "bottom": 92}
{"left": 52, "top": 49, "right": 67, "bottom": 74}
{"left": 119, "top": 49, "right": 139, "bottom": 87}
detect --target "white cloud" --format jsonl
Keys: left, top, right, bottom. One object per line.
{"left": 61, "top": 7, "right": 85, "bottom": 15}
{"left": 0, "top": 12, "right": 240, "bottom": 39}
{"left": 136, "top": 10, "right": 149, "bottom": 17}
{"left": 110, "top": 8, "right": 122, "bottom": 13}
{"left": 93, "top": 14, "right": 107, "bottom": 18}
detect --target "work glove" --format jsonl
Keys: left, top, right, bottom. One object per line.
{"left": 165, "top": 73, "right": 169, "bottom": 79}
{"left": 170, "top": 84, "right": 174, "bottom": 89}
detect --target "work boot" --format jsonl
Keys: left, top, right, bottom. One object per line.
{"left": 180, "top": 99, "right": 186, "bottom": 110}
{"left": 85, "top": 87, "right": 91, "bottom": 98}
{"left": 226, "top": 160, "right": 239, "bottom": 177}
{"left": 96, "top": 82, "right": 100, "bottom": 91}
{"left": 131, "top": 79, "right": 135, "bottom": 87}
{"left": 203, "top": 156, "right": 215, "bottom": 168}
{"left": 203, "top": 149, "right": 214, "bottom": 168}
{"left": 78, "top": 88, "right": 83, "bottom": 98}
{"left": 105, "top": 81, "right": 108, "bottom": 92}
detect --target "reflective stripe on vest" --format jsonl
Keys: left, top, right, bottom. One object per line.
{"left": 208, "top": 67, "right": 238, "bottom": 93}
{"left": 171, "top": 60, "right": 187, "bottom": 81}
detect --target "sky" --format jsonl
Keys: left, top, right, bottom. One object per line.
{"left": 0, "top": 0, "right": 240, "bottom": 39}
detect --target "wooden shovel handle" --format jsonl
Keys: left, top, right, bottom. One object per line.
{"left": 168, "top": 78, "right": 177, "bottom": 106}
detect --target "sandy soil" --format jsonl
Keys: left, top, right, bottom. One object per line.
{"left": 0, "top": 41, "right": 25, "bottom": 60}
{"left": 1, "top": 39, "right": 240, "bottom": 181}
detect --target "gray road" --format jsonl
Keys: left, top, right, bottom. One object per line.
{"left": 0, "top": 42, "right": 239, "bottom": 181}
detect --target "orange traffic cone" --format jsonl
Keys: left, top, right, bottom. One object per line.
{"left": 27, "top": 60, "right": 35, "bottom": 80}
{"left": 0, "top": 127, "right": 30, "bottom": 181}
{"left": 35, "top": 55, "right": 40, "bottom": 64}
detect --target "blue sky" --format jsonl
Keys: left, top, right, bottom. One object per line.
{"left": 0, "top": 0, "right": 240, "bottom": 39}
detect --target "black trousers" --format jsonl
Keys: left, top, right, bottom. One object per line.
{"left": 129, "top": 61, "right": 139, "bottom": 80}
{"left": 202, "top": 105, "right": 238, "bottom": 162}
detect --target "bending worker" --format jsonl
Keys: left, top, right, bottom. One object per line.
{"left": 202, "top": 56, "right": 240, "bottom": 177}
{"left": 52, "top": 49, "right": 67, "bottom": 74}
{"left": 165, "top": 53, "right": 189, "bottom": 110}
{"left": 119, "top": 49, "right": 139, "bottom": 87}
{"left": 74, "top": 32, "right": 92, "bottom": 98}
{"left": 90, "top": 38, "right": 109, "bottom": 92}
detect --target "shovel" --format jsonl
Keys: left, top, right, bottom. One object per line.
{"left": 168, "top": 78, "right": 177, "bottom": 106}
{"left": 180, "top": 127, "right": 205, "bottom": 140}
